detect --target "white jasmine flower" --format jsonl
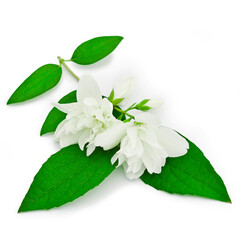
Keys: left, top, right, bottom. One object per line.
{"left": 145, "top": 99, "right": 162, "bottom": 109}
{"left": 112, "top": 77, "right": 136, "bottom": 101}
{"left": 95, "top": 112, "right": 189, "bottom": 179}
{"left": 54, "top": 75, "right": 122, "bottom": 155}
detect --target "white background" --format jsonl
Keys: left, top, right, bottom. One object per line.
{"left": 0, "top": 0, "right": 239, "bottom": 239}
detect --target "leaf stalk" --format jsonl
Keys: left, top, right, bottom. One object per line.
{"left": 57, "top": 56, "right": 80, "bottom": 81}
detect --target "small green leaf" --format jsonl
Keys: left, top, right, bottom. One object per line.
{"left": 7, "top": 64, "right": 62, "bottom": 104}
{"left": 109, "top": 89, "right": 114, "bottom": 102}
{"left": 135, "top": 99, "right": 151, "bottom": 111}
{"left": 41, "top": 92, "right": 125, "bottom": 135}
{"left": 18, "top": 145, "right": 116, "bottom": 212}
{"left": 136, "top": 99, "right": 150, "bottom": 107}
{"left": 40, "top": 90, "right": 77, "bottom": 136}
{"left": 141, "top": 137, "right": 231, "bottom": 203}
{"left": 112, "top": 98, "right": 124, "bottom": 106}
{"left": 71, "top": 36, "right": 123, "bottom": 65}
{"left": 136, "top": 105, "right": 151, "bottom": 111}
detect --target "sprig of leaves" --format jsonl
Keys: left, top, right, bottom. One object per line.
{"left": 7, "top": 36, "right": 123, "bottom": 104}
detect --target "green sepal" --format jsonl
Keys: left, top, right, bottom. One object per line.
{"left": 135, "top": 99, "right": 151, "bottom": 111}
{"left": 112, "top": 98, "right": 124, "bottom": 106}
{"left": 108, "top": 89, "right": 114, "bottom": 102}
{"left": 140, "top": 136, "right": 231, "bottom": 203}
{"left": 71, "top": 36, "right": 123, "bottom": 65}
{"left": 18, "top": 145, "right": 117, "bottom": 212}
{"left": 137, "top": 105, "right": 151, "bottom": 111}
{"left": 7, "top": 64, "right": 62, "bottom": 104}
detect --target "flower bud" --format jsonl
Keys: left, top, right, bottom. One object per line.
{"left": 145, "top": 99, "right": 162, "bottom": 109}
{"left": 113, "top": 77, "right": 136, "bottom": 100}
{"left": 135, "top": 99, "right": 162, "bottom": 111}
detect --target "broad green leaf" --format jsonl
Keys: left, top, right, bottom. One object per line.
{"left": 71, "top": 36, "right": 123, "bottom": 65}
{"left": 18, "top": 145, "right": 116, "bottom": 212}
{"left": 40, "top": 92, "right": 125, "bottom": 135}
{"left": 40, "top": 90, "right": 77, "bottom": 136}
{"left": 141, "top": 137, "right": 231, "bottom": 203}
{"left": 7, "top": 64, "right": 62, "bottom": 104}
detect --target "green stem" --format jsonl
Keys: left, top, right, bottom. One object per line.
{"left": 57, "top": 56, "right": 80, "bottom": 81}
{"left": 114, "top": 106, "right": 135, "bottom": 119}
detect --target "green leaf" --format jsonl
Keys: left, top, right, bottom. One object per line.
{"left": 140, "top": 137, "right": 231, "bottom": 203}
{"left": 7, "top": 64, "right": 62, "bottom": 104}
{"left": 112, "top": 98, "right": 124, "bottom": 106}
{"left": 135, "top": 99, "right": 151, "bottom": 111}
{"left": 136, "top": 99, "right": 150, "bottom": 108}
{"left": 18, "top": 145, "right": 116, "bottom": 212}
{"left": 40, "top": 92, "right": 125, "bottom": 135}
{"left": 71, "top": 36, "right": 123, "bottom": 65}
{"left": 109, "top": 89, "right": 114, "bottom": 102}
{"left": 40, "top": 90, "right": 77, "bottom": 136}
{"left": 136, "top": 105, "right": 151, "bottom": 111}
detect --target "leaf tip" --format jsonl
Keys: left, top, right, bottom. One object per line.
{"left": 115, "top": 36, "right": 124, "bottom": 44}
{"left": 117, "top": 35, "right": 124, "bottom": 40}
{"left": 226, "top": 195, "right": 232, "bottom": 204}
{"left": 7, "top": 96, "right": 14, "bottom": 105}
{"left": 17, "top": 201, "right": 34, "bottom": 213}
{"left": 40, "top": 128, "right": 45, "bottom": 136}
{"left": 17, "top": 205, "right": 24, "bottom": 213}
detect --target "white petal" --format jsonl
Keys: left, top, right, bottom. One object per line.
{"left": 123, "top": 162, "right": 145, "bottom": 180}
{"left": 77, "top": 75, "right": 102, "bottom": 104}
{"left": 126, "top": 156, "right": 143, "bottom": 174}
{"left": 111, "top": 152, "right": 120, "bottom": 165}
{"left": 101, "top": 98, "right": 113, "bottom": 117}
{"left": 141, "top": 140, "right": 166, "bottom": 174}
{"left": 154, "top": 156, "right": 166, "bottom": 174}
{"left": 78, "top": 128, "right": 91, "bottom": 150}
{"left": 94, "top": 122, "right": 129, "bottom": 150}
{"left": 83, "top": 97, "right": 99, "bottom": 107}
{"left": 157, "top": 126, "right": 189, "bottom": 157}
{"left": 59, "top": 133, "right": 79, "bottom": 148}
{"left": 54, "top": 119, "right": 68, "bottom": 139}
{"left": 64, "top": 117, "right": 79, "bottom": 134}
{"left": 118, "top": 152, "right": 127, "bottom": 166}
{"left": 113, "top": 77, "right": 136, "bottom": 99}
{"left": 142, "top": 150, "right": 157, "bottom": 174}
{"left": 134, "top": 138, "right": 144, "bottom": 158}
{"left": 126, "top": 126, "right": 138, "bottom": 149}
{"left": 134, "top": 112, "right": 161, "bottom": 127}
{"left": 86, "top": 143, "right": 96, "bottom": 156}
{"left": 53, "top": 102, "right": 80, "bottom": 114}
{"left": 138, "top": 125, "right": 158, "bottom": 145}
